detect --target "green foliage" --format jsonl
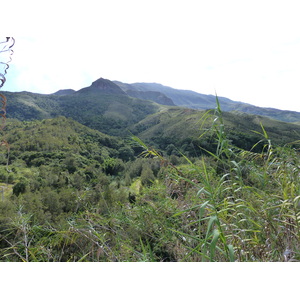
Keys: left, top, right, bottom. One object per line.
{"left": 12, "top": 178, "right": 27, "bottom": 196}
{"left": 140, "top": 165, "right": 155, "bottom": 186}
{"left": 1, "top": 96, "right": 300, "bottom": 261}
{"left": 131, "top": 105, "right": 300, "bottom": 157}
{"left": 2, "top": 90, "right": 160, "bottom": 137}
{"left": 102, "top": 157, "right": 124, "bottom": 176}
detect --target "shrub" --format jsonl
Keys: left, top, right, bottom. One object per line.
{"left": 140, "top": 165, "right": 155, "bottom": 186}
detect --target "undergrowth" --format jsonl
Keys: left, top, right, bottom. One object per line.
{"left": 1, "top": 92, "right": 300, "bottom": 261}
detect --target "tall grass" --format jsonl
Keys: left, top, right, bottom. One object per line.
{"left": 134, "top": 95, "right": 300, "bottom": 261}
{"left": 171, "top": 97, "right": 300, "bottom": 261}
{"left": 2, "top": 95, "right": 300, "bottom": 261}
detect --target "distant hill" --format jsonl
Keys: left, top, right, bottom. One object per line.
{"left": 53, "top": 88, "right": 161, "bottom": 137}
{"left": 3, "top": 91, "right": 60, "bottom": 120}
{"left": 53, "top": 89, "right": 76, "bottom": 96}
{"left": 5, "top": 77, "right": 300, "bottom": 125}
{"left": 114, "top": 81, "right": 175, "bottom": 106}
{"left": 2, "top": 77, "right": 300, "bottom": 157}
{"left": 115, "top": 81, "right": 233, "bottom": 109}
{"left": 130, "top": 106, "right": 300, "bottom": 156}
{"left": 115, "top": 81, "right": 300, "bottom": 123}
{"left": 1, "top": 79, "right": 163, "bottom": 136}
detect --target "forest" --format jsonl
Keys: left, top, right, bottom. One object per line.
{"left": 1, "top": 37, "right": 300, "bottom": 261}
{"left": 0, "top": 99, "right": 300, "bottom": 262}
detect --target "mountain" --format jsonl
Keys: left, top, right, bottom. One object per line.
{"left": 53, "top": 89, "right": 76, "bottom": 96}
{"left": 2, "top": 80, "right": 300, "bottom": 263}
{"left": 77, "top": 78, "right": 127, "bottom": 95}
{"left": 5, "top": 77, "right": 300, "bottom": 125}
{"left": 2, "top": 77, "right": 300, "bottom": 156}
{"left": 115, "top": 81, "right": 235, "bottom": 109}
{"left": 125, "top": 90, "right": 175, "bottom": 106}
{"left": 114, "top": 81, "right": 175, "bottom": 106}
{"left": 114, "top": 81, "right": 300, "bottom": 123}
{"left": 52, "top": 78, "right": 126, "bottom": 96}
{"left": 129, "top": 106, "right": 300, "bottom": 156}
{"left": 1, "top": 79, "right": 163, "bottom": 137}
{"left": 3, "top": 91, "right": 60, "bottom": 120}
{"left": 229, "top": 105, "right": 300, "bottom": 123}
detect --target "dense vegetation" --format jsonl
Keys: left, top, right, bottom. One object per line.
{"left": 131, "top": 106, "right": 300, "bottom": 157}
{"left": 2, "top": 90, "right": 161, "bottom": 137}
{"left": 0, "top": 98, "right": 300, "bottom": 262}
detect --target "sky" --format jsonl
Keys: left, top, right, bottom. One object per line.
{"left": 2, "top": 0, "right": 300, "bottom": 112}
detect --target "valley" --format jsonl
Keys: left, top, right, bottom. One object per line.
{"left": 0, "top": 77, "right": 300, "bottom": 262}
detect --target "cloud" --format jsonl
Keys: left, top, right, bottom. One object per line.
{"left": 3, "top": 0, "right": 300, "bottom": 112}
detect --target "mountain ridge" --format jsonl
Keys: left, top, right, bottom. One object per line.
{"left": 2, "top": 77, "right": 300, "bottom": 142}
{"left": 8, "top": 77, "right": 300, "bottom": 123}
{"left": 1, "top": 77, "right": 300, "bottom": 158}
{"left": 114, "top": 80, "right": 300, "bottom": 123}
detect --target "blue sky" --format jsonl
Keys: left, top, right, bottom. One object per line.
{"left": 2, "top": 0, "right": 300, "bottom": 112}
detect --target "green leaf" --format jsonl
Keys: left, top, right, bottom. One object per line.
{"left": 210, "top": 229, "right": 220, "bottom": 261}
{"left": 205, "top": 215, "right": 217, "bottom": 240}
{"left": 227, "top": 244, "right": 235, "bottom": 262}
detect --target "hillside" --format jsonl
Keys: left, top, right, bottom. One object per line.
{"left": 1, "top": 116, "right": 135, "bottom": 167}
{"left": 2, "top": 77, "right": 300, "bottom": 156}
{"left": 115, "top": 81, "right": 300, "bottom": 123}
{"left": 130, "top": 106, "right": 300, "bottom": 156}
{"left": 1, "top": 80, "right": 300, "bottom": 262}
{"left": 3, "top": 91, "right": 60, "bottom": 120}
{"left": 53, "top": 90, "right": 161, "bottom": 137}
{"left": 115, "top": 81, "right": 234, "bottom": 109}
{"left": 2, "top": 78, "right": 163, "bottom": 136}
{"left": 1, "top": 112, "right": 300, "bottom": 262}
{"left": 4, "top": 77, "right": 300, "bottom": 128}
{"left": 5, "top": 77, "right": 300, "bottom": 129}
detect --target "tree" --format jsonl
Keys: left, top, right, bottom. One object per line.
{"left": 140, "top": 165, "right": 155, "bottom": 186}
{"left": 12, "top": 178, "right": 28, "bottom": 196}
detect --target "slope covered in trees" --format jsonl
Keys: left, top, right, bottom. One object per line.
{"left": 130, "top": 106, "right": 300, "bottom": 156}
{"left": 0, "top": 108, "right": 300, "bottom": 261}
{"left": 2, "top": 88, "right": 161, "bottom": 137}
{"left": 1, "top": 73, "right": 300, "bottom": 261}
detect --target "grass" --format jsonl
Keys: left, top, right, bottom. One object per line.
{"left": 1, "top": 96, "right": 300, "bottom": 261}
{"left": 131, "top": 95, "right": 300, "bottom": 261}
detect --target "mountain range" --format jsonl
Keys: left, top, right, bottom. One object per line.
{"left": 5, "top": 77, "right": 300, "bottom": 122}
{"left": 114, "top": 80, "right": 300, "bottom": 123}
{"left": 2, "top": 77, "right": 300, "bottom": 156}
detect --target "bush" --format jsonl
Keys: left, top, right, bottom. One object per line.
{"left": 141, "top": 165, "right": 155, "bottom": 186}
{"left": 12, "top": 178, "right": 28, "bottom": 196}
{"left": 102, "top": 158, "right": 124, "bottom": 176}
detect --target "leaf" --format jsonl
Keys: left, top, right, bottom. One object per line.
{"left": 259, "top": 122, "right": 269, "bottom": 140}
{"left": 198, "top": 200, "right": 210, "bottom": 221}
{"left": 205, "top": 215, "right": 217, "bottom": 240}
{"left": 227, "top": 244, "right": 235, "bottom": 262}
{"left": 210, "top": 229, "right": 220, "bottom": 261}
